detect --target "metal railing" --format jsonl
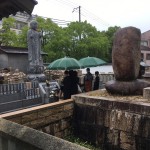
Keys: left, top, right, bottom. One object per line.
{"left": 0, "top": 81, "right": 42, "bottom": 114}
{"left": 0, "top": 81, "right": 39, "bottom": 95}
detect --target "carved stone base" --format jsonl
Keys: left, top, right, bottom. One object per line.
{"left": 105, "top": 79, "right": 150, "bottom": 95}
{"left": 28, "top": 65, "right": 44, "bottom": 74}
{"left": 27, "top": 74, "right": 46, "bottom": 82}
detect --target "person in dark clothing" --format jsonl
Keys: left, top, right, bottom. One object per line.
{"left": 139, "top": 65, "right": 145, "bottom": 78}
{"left": 70, "top": 70, "right": 80, "bottom": 95}
{"left": 93, "top": 71, "right": 100, "bottom": 90}
{"left": 84, "top": 68, "right": 93, "bottom": 92}
{"left": 62, "top": 70, "right": 71, "bottom": 100}
{"left": 68, "top": 70, "right": 78, "bottom": 95}
{"left": 138, "top": 59, "right": 146, "bottom": 79}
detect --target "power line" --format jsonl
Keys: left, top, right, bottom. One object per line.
{"left": 38, "top": 0, "right": 111, "bottom": 29}
{"left": 52, "top": 0, "right": 111, "bottom": 27}
{"left": 81, "top": 12, "right": 109, "bottom": 28}
{"left": 50, "top": 18, "right": 71, "bottom": 23}
{"left": 82, "top": 8, "right": 110, "bottom": 27}
{"left": 37, "top": 15, "right": 71, "bottom": 24}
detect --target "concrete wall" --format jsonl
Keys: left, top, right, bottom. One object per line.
{"left": 0, "top": 53, "right": 28, "bottom": 73}
{"left": 0, "top": 118, "right": 88, "bottom": 150}
{"left": 0, "top": 53, "right": 8, "bottom": 68}
{"left": 8, "top": 53, "right": 28, "bottom": 73}
{"left": 0, "top": 99, "right": 74, "bottom": 139}
{"left": 72, "top": 91, "right": 150, "bottom": 150}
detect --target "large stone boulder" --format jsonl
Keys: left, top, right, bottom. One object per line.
{"left": 105, "top": 26, "right": 150, "bottom": 95}
{"left": 112, "top": 27, "right": 141, "bottom": 81}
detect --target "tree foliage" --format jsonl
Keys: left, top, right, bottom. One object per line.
{"left": 0, "top": 16, "right": 120, "bottom": 63}
{"left": 0, "top": 17, "right": 17, "bottom": 46}
{"left": 103, "top": 26, "right": 121, "bottom": 62}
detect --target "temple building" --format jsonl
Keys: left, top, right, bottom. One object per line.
{"left": 0, "top": 46, "right": 47, "bottom": 73}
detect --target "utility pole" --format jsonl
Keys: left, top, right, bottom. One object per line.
{"left": 79, "top": 6, "right": 81, "bottom": 22}
{"left": 72, "top": 6, "right": 81, "bottom": 40}
{"left": 72, "top": 6, "right": 81, "bottom": 22}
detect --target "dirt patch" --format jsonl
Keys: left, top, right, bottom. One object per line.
{"left": 86, "top": 89, "right": 150, "bottom": 103}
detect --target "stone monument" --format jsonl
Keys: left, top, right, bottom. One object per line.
{"left": 105, "top": 26, "right": 150, "bottom": 95}
{"left": 27, "top": 20, "right": 46, "bottom": 82}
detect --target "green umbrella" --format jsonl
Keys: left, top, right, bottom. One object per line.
{"left": 47, "top": 56, "right": 82, "bottom": 70}
{"left": 79, "top": 56, "right": 107, "bottom": 68}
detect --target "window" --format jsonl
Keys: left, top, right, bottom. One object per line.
{"left": 141, "top": 40, "right": 148, "bottom": 46}
{"left": 141, "top": 53, "right": 144, "bottom": 59}
{"left": 146, "top": 54, "right": 150, "bottom": 60}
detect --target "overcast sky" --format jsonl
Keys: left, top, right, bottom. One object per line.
{"left": 33, "top": 0, "right": 150, "bottom": 33}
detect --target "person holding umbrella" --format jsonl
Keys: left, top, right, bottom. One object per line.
{"left": 84, "top": 68, "right": 93, "bottom": 92}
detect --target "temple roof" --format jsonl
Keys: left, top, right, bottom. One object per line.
{"left": 0, "top": 0, "right": 38, "bottom": 20}
{"left": 0, "top": 46, "right": 47, "bottom": 55}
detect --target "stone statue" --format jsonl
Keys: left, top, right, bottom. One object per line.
{"left": 27, "top": 20, "right": 43, "bottom": 74}
{"left": 105, "top": 26, "right": 150, "bottom": 95}
{"left": 27, "top": 20, "right": 46, "bottom": 82}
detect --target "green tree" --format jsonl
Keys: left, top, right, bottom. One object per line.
{"left": 36, "top": 17, "right": 68, "bottom": 62}
{"left": 65, "top": 21, "right": 110, "bottom": 61}
{"left": 0, "top": 16, "right": 120, "bottom": 64}
{"left": 0, "top": 17, "right": 17, "bottom": 46}
{"left": 15, "top": 25, "right": 29, "bottom": 47}
{"left": 104, "top": 26, "right": 121, "bottom": 62}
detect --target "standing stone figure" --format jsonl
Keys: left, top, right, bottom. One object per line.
{"left": 27, "top": 20, "right": 43, "bottom": 74}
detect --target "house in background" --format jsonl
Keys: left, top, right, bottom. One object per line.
{"left": 141, "top": 30, "right": 150, "bottom": 66}
{"left": 9, "top": 12, "right": 36, "bottom": 34}
{"left": 0, "top": 12, "right": 37, "bottom": 35}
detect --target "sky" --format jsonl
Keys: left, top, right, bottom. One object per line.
{"left": 33, "top": 0, "right": 150, "bottom": 33}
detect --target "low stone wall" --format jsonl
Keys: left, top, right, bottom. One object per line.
{"left": 0, "top": 99, "right": 74, "bottom": 138}
{"left": 0, "top": 118, "right": 88, "bottom": 150}
{"left": 72, "top": 91, "right": 150, "bottom": 150}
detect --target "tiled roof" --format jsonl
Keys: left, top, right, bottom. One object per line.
{"left": 0, "top": 0, "right": 38, "bottom": 20}
{"left": 0, "top": 46, "right": 47, "bottom": 55}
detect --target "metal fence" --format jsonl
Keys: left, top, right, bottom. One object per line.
{"left": 0, "top": 82, "right": 39, "bottom": 95}
{"left": 0, "top": 81, "right": 42, "bottom": 114}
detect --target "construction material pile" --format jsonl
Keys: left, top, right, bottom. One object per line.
{"left": 0, "top": 68, "right": 26, "bottom": 84}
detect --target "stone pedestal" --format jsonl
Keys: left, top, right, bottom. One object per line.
{"left": 27, "top": 65, "right": 46, "bottom": 82}
{"left": 105, "top": 79, "right": 150, "bottom": 95}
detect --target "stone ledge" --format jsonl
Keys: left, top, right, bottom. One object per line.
{"left": 72, "top": 95, "right": 150, "bottom": 115}
{"left": 0, "top": 118, "right": 89, "bottom": 150}
{"left": 0, "top": 99, "right": 74, "bottom": 119}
